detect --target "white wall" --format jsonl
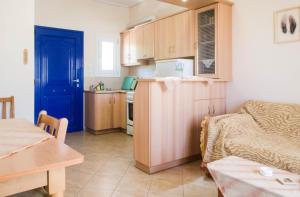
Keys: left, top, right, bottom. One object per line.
{"left": 35, "top": 0, "right": 130, "bottom": 90}
{"left": 130, "top": 0, "right": 185, "bottom": 25}
{"left": 227, "top": 0, "right": 300, "bottom": 111}
{"left": 0, "top": 0, "right": 35, "bottom": 121}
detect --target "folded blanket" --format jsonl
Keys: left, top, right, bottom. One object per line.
{"left": 203, "top": 101, "right": 300, "bottom": 175}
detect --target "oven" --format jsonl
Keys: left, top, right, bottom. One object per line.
{"left": 126, "top": 92, "right": 134, "bottom": 135}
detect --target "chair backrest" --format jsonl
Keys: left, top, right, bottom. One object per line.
{"left": 0, "top": 96, "right": 15, "bottom": 119}
{"left": 37, "top": 111, "right": 68, "bottom": 142}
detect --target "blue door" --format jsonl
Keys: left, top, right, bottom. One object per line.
{"left": 35, "top": 26, "right": 84, "bottom": 132}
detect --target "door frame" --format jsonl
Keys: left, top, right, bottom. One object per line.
{"left": 34, "top": 26, "right": 84, "bottom": 132}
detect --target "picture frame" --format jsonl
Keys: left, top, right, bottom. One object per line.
{"left": 274, "top": 7, "right": 300, "bottom": 43}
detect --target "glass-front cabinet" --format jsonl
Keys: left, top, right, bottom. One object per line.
{"left": 195, "top": 3, "right": 232, "bottom": 81}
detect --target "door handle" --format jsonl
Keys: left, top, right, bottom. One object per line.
{"left": 73, "top": 79, "right": 80, "bottom": 83}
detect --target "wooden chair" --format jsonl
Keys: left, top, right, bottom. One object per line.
{"left": 37, "top": 111, "right": 68, "bottom": 142}
{"left": 0, "top": 96, "right": 15, "bottom": 119}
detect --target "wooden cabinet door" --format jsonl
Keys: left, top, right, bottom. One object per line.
{"left": 195, "top": 3, "right": 232, "bottom": 81}
{"left": 143, "top": 23, "right": 155, "bottom": 59}
{"left": 85, "top": 93, "right": 113, "bottom": 130}
{"left": 121, "top": 31, "right": 130, "bottom": 65}
{"left": 97, "top": 94, "right": 113, "bottom": 130}
{"left": 112, "top": 93, "right": 127, "bottom": 129}
{"left": 129, "top": 29, "right": 138, "bottom": 64}
{"left": 135, "top": 26, "right": 144, "bottom": 60}
{"left": 175, "top": 10, "right": 195, "bottom": 58}
{"left": 112, "top": 93, "right": 121, "bottom": 128}
{"left": 119, "top": 93, "right": 127, "bottom": 129}
{"left": 210, "top": 99, "right": 226, "bottom": 116}
{"left": 191, "top": 99, "right": 210, "bottom": 156}
{"left": 155, "top": 16, "right": 176, "bottom": 60}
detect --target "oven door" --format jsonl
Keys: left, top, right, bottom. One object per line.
{"left": 127, "top": 100, "right": 133, "bottom": 126}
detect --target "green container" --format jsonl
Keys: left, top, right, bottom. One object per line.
{"left": 122, "top": 76, "right": 136, "bottom": 90}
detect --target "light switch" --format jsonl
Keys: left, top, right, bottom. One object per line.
{"left": 23, "top": 49, "right": 28, "bottom": 65}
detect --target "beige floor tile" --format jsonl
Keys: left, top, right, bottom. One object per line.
{"left": 77, "top": 188, "right": 113, "bottom": 197}
{"left": 149, "top": 178, "right": 183, "bottom": 195}
{"left": 82, "top": 174, "right": 122, "bottom": 191}
{"left": 116, "top": 176, "right": 152, "bottom": 192}
{"left": 112, "top": 190, "right": 148, "bottom": 197}
{"left": 183, "top": 184, "right": 217, "bottom": 197}
{"left": 66, "top": 169, "right": 94, "bottom": 188}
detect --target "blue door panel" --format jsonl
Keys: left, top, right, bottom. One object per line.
{"left": 35, "top": 26, "right": 84, "bottom": 132}
{"left": 43, "top": 95, "right": 73, "bottom": 122}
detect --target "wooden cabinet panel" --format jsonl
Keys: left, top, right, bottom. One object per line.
{"left": 121, "top": 31, "right": 130, "bottom": 65}
{"left": 85, "top": 92, "right": 127, "bottom": 132}
{"left": 135, "top": 26, "right": 144, "bottom": 60}
{"left": 155, "top": 10, "right": 194, "bottom": 60}
{"left": 121, "top": 30, "right": 141, "bottom": 66}
{"left": 134, "top": 83, "right": 150, "bottom": 166}
{"left": 129, "top": 29, "right": 138, "bottom": 64}
{"left": 195, "top": 3, "right": 232, "bottom": 81}
{"left": 85, "top": 93, "right": 113, "bottom": 131}
{"left": 134, "top": 80, "right": 227, "bottom": 173}
{"left": 210, "top": 99, "right": 226, "bottom": 116}
{"left": 120, "top": 93, "right": 127, "bottom": 129}
{"left": 150, "top": 82, "right": 184, "bottom": 166}
{"left": 155, "top": 18, "right": 172, "bottom": 60}
{"left": 136, "top": 23, "right": 155, "bottom": 60}
{"left": 143, "top": 23, "right": 155, "bottom": 59}
{"left": 175, "top": 10, "right": 195, "bottom": 58}
{"left": 113, "top": 93, "right": 121, "bottom": 128}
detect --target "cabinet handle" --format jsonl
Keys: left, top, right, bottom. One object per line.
{"left": 208, "top": 106, "right": 211, "bottom": 115}
{"left": 113, "top": 96, "right": 116, "bottom": 104}
{"left": 213, "top": 106, "right": 215, "bottom": 115}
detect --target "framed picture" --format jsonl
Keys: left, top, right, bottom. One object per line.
{"left": 274, "top": 7, "right": 300, "bottom": 43}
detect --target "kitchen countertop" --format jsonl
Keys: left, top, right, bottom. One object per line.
{"left": 137, "top": 77, "right": 228, "bottom": 82}
{"left": 84, "top": 90, "right": 129, "bottom": 94}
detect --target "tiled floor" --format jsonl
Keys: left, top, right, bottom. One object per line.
{"left": 12, "top": 131, "right": 217, "bottom": 197}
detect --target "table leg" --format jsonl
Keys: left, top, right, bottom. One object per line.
{"left": 50, "top": 191, "right": 64, "bottom": 197}
{"left": 47, "top": 168, "right": 65, "bottom": 197}
{"left": 218, "top": 189, "right": 224, "bottom": 197}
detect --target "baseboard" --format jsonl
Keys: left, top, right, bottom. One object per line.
{"left": 86, "top": 128, "right": 126, "bottom": 135}
{"left": 135, "top": 154, "right": 201, "bottom": 174}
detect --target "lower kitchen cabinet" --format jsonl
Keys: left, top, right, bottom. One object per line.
{"left": 85, "top": 91, "right": 126, "bottom": 134}
{"left": 134, "top": 80, "right": 227, "bottom": 174}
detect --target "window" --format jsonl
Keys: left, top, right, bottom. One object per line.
{"left": 97, "top": 38, "right": 120, "bottom": 77}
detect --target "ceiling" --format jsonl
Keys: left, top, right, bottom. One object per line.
{"left": 96, "top": 0, "right": 143, "bottom": 8}
{"left": 158, "top": 0, "right": 233, "bottom": 9}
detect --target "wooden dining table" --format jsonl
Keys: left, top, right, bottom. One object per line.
{"left": 0, "top": 119, "right": 84, "bottom": 197}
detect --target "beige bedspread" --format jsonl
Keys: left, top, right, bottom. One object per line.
{"left": 202, "top": 100, "right": 300, "bottom": 174}
{"left": 0, "top": 119, "right": 53, "bottom": 159}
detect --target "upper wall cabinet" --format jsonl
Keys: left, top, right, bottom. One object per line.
{"left": 136, "top": 23, "right": 155, "bottom": 60}
{"left": 121, "top": 30, "right": 141, "bottom": 66}
{"left": 195, "top": 3, "right": 232, "bottom": 81}
{"left": 155, "top": 10, "right": 195, "bottom": 60}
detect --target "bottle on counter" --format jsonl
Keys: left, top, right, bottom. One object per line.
{"left": 99, "top": 81, "right": 105, "bottom": 91}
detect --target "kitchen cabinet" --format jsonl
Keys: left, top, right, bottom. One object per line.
{"left": 195, "top": 3, "right": 232, "bottom": 81}
{"left": 155, "top": 10, "right": 195, "bottom": 60}
{"left": 85, "top": 92, "right": 126, "bottom": 134}
{"left": 136, "top": 23, "right": 155, "bottom": 60}
{"left": 121, "top": 31, "right": 130, "bottom": 66}
{"left": 134, "top": 79, "right": 227, "bottom": 174}
{"left": 121, "top": 30, "right": 140, "bottom": 66}
{"left": 113, "top": 93, "right": 127, "bottom": 129}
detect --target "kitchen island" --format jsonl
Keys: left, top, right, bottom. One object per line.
{"left": 134, "top": 78, "right": 227, "bottom": 174}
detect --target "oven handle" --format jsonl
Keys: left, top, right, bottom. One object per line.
{"left": 126, "top": 100, "right": 134, "bottom": 103}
